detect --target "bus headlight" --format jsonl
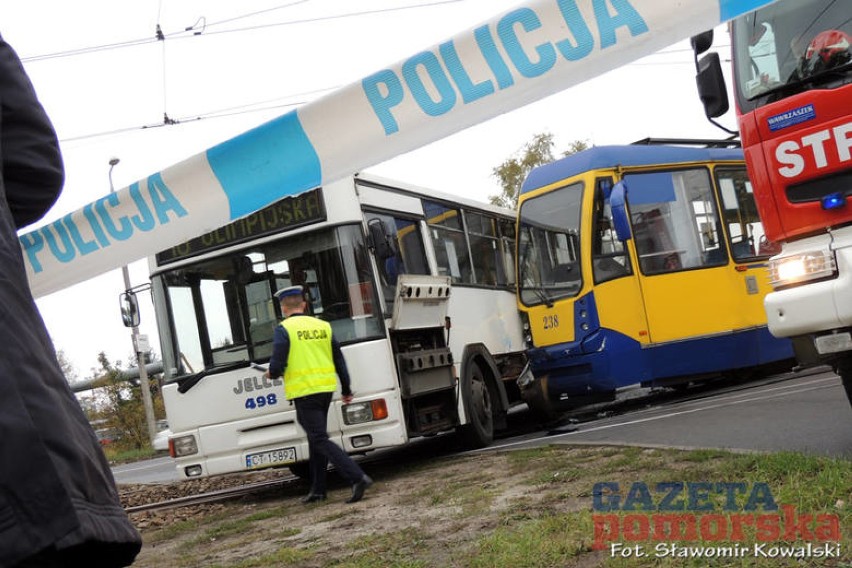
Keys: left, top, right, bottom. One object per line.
{"left": 171, "top": 434, "right": 199, "bottom": 457}
{"left": 343, "top": 399, "right": 389, "bottom": 425}
{"left": 768, "top": 248, "right": 836, "bottom": 289}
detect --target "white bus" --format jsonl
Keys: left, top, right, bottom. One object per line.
{"left": 132, "top": 173, "right": 528, "bottom": 479}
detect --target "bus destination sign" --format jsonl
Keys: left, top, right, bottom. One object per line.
{"left": 156, "top": 187, "right": 326, "bottom": 265}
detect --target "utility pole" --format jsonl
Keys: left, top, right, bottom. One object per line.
{"left": 110, "top": 157, "right": 157, "bottom": 444}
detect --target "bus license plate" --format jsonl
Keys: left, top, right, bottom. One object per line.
{"left": 245, "top": 447, "right": 296, "bottom": 469}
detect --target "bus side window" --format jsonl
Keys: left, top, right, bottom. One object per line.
{"left": 467, "top": 212, "right": 503, "bottom": 286}
{"left": 498, "top": 218, "right": 516, "bottom": 286}
{"left": 593, "top": 181, "right": 632, "bottom": 284}
{"left": 424, "top": 200, "right": 473, "bottom": 284}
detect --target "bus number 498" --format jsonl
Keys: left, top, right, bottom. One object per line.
{"left": 245, "top": 394, "right": 278, "bottom": 410}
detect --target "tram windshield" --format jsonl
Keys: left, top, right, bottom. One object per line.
{"left": 517, "top": 182, "right": 584, "bottom": 306}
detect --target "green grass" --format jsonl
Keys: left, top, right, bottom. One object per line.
{"left": 333, "top": 527, "right": 431, "bottom": 568}
{"left": 467, "top": 511, "right": 594, "bottom": 567}
{"left": 184, "top": 508, "right": 300, "bottom": 549}
{"left": 206, "top": 545, "right": 315, "bottom": 568}
{"left": 104, "top": 445, "right": 160, "bottom": 463}
{"left": 132, "top": 446, "right": 851, "bottom": 568}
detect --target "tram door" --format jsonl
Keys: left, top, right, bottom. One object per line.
{"left": 589, "top": 180, "right": 651, "bottom": 349}
{"left": 620, "top": 167, "right": 745, "bottom": 345}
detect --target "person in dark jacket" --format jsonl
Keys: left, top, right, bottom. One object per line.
{"left": 0, "top": 33, "right": 142, "bottom": 567}
{"left": 264, "top": 285, "right": 373, "bottom": 504}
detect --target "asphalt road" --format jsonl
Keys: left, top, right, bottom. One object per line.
{"left": 487, "top": 368, "right": 852, "bottom": 459}
{"left": 114, "top": 368, "right": 852, "bottom": 484}
{"left": 113, "top": 455, "right": 177, "bottom": 485}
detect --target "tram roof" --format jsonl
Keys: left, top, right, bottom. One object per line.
{"left": 520, "top": 145, "right": 744, "bottom": 195}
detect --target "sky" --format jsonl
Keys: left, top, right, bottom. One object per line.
{"left": 2, "top": 0, "right": 734, "bottom": 381}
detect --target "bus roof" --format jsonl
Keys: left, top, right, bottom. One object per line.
{"left": 355, "top": 172, "right": 515, "bottom": 218}
{"left": 520, "top": 145, "right": 744, "bottom": 195}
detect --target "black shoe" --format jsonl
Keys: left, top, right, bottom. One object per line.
{"left": 346, "top": 475, "right": 373, "bottom": 504}
{"left": 300, "top": 493, "right": 326, "bottom": 504}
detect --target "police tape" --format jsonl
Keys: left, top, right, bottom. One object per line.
{"left": 20, "top": 0, "right": 779, "bottom": 298}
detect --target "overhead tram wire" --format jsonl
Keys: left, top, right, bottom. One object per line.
{"left": 19, "top": 0, "right": 468, "bottom": 64}
{"left": 51, "top": 0, "right": 717, "bottom": 144}
{"left": 59, "top": 81, "right": 338, "bottom": 144}
{"left": 58, "top": 95, "right": 319, "bottom": 144}
{"left": 20, "top": 0, "right": 310, "bottom": 62}
{"left": 56, "top": 35, "right": 707, "bottom": 145}
{"left": 201, "top": 0, "right": 311, "bottom": 29}
{"left": 186, "top": 0, "right": 469, "bottom": 40}
{"left": 149, "top": 0, "right": 317, "bottom": 129}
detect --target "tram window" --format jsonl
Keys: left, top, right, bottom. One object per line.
{"left": 424, "top": 201, "right": 473, "bottom": 284}
{"left": 716, "top": 168, "right": 769, "bottom": 260}
{"left": 626, "top": 168, "right": 727, "bottom": 275}
{"left": 592, "top": 180, "right": 632, "bottom": 284}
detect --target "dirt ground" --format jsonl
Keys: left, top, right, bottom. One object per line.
{"left": 120, "top": 442, "right": 851, "bottom": 568}
{"left": 122, "top": 442, "right": 609, "bottom": 568}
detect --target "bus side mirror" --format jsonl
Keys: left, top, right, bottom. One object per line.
{"left": 120, "top": 291, "right": 140, "bottom": 328}
{"left": 367, "top": 218, "right": 394, "bottom": 260}
{"left": 610, "top": 181, "right": 632, "bottom": 242}
{"left": 696, "top": 52, "right": 729, "bottom": 118}
{"left": 690, "top": 30, "right": 714, "bottom": 55}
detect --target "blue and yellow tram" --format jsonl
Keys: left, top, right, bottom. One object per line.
{"left": 515, "top": 143, "right": 793, "bottom": 414}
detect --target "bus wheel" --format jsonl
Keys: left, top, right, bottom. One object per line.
{"left": 459, "top": 364, "right": 494, "bottom": 449}
{"left": 838, "top": 357, "right": 852, "bottom": 409}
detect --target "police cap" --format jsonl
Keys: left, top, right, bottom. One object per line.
{"left": 274, "top": 285, "right": 304, "bottom": 301}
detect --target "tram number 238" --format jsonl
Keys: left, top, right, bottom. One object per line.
{"left": 543, "top": 315, "right": 559, "bottom": 330}
{"left": 245, "top": 393, "right": 279, "bottom": 410}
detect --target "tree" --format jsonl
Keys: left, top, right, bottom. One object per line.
{"left": 55, "top": 348, "right": 78, "bottom": 384}
{"left": 490, "top": 133, "right": 590, "bottom": 208}
{"left": 90, "top": 351, "right": 163, "bottom": 450}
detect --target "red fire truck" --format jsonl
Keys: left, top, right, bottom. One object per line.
{"left": 692, "top": 0, "right": 852, "bottom": 407}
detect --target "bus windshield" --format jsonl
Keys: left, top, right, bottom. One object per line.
{"left": 517, "top": 182, "right": 583, "bottom": 306}
{"left": 732, "top": 0, "right": 851, "bottom": 112}
{"left": 157, "top": 224, "right": 382, "bottom": 376}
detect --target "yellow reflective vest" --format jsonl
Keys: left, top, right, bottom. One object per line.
{"left": 281, "top": 316, "right": 338, "bottom": 399}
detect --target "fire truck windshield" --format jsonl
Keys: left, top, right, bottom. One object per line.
{"left": 732, "top": 0, "right": 851, "bottom": 112}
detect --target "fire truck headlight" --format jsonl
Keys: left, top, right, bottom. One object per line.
{"left": 768, "top": 248, "right": 836, "bottom": 288}
{"left": 171, "top": 434, "right": 198, "bottom": 457}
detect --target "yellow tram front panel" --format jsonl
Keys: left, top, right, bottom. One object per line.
{"left": 525, "top": 301, "right": 575, "bottom": 346}
{"left": 591, "top": 271, "right": 651, "bottom": 345}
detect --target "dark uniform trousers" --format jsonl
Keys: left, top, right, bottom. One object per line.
{"left": 294, "top": 392, "right": 366, "bottom": 494}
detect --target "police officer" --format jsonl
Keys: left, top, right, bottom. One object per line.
{"left": 264, "top": 285, "right": 373, "bottom": 504}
